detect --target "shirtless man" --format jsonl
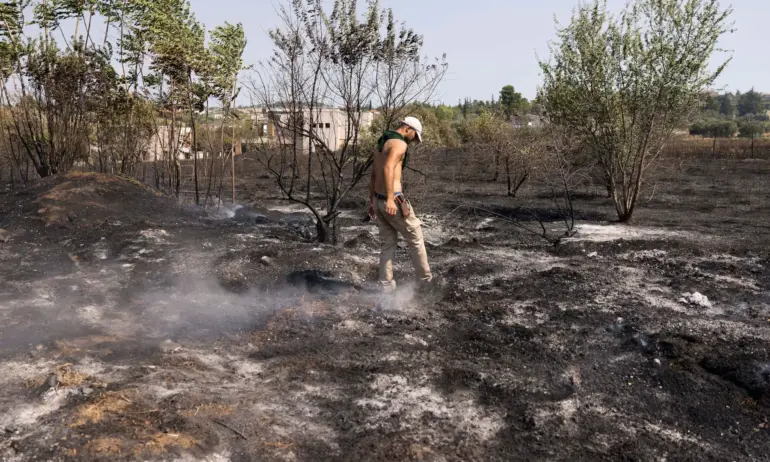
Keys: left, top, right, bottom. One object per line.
{"left": 368, "top": 117, "right": 432, "bottom": 292}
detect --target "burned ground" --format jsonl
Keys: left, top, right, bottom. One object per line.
{"left": 0, "top": 156, "right": 769, "bottom": 461}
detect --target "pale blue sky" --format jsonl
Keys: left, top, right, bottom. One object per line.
{"left": 196, "top": 0, "right": 765, "bottom": 103}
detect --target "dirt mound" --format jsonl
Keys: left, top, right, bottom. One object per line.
{"left": 0, "top": 172, "right": 199, "bottom": 230}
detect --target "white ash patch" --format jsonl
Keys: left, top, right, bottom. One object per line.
{"left": 355, "top": 374, "right": 503, "bottom": 442}
{"left": 611, "top": 266, "right": 723, "bottom": 316}
{"left": 583, "top": 403, "right": 713, "bottom": 451}
{"left": 481, "top": 248, "right": 561, "bottom": 271}
{"left": 229, "top": 359, "right": 264, "bottom": 378}
{"left": 139, "top": 229, "right": 171, "bottom": 244}
{"left": 566, "top": 224, "right": 693, "bottom": 243}
{"left": 250, "top": 398, "right": 340, "bottom": 453}
{"left": 475, "top": 217, "right": 496, "bottom": 230}
{"left": 704, "top": 253, "right": 765, "bottom": 268}
{"left": 335, "top": 320, "right": 373, "bottom": 335}
{"left": 92, "top": 239, "right": 109, "bottom": 260}
{"left": 421, "top": 221, "right": 452, "bottom": 246}
{"left": 618, "top": 249, "right": 668, "bottom": 261}
{"left": 0, "top": 359, "right": 57, "bottom": 387}
{"left": 0, "top": 387, "right": 78, "bottom": 428}
{"left": 266, "top": 203, "right": 313, "bottom": 214}
{"left": 644, "top": 422, "right": 712, "bottom": 448}
{"left": 71, "top": 357, "right": 109, "bottom": 378}
{"left": 382, "top": 352, "right": 402, "bottom": 362}
{"left": 501, "top": 301, "right": 550, "bottom": 328}
{"left": 76, "top": 305, "right": 103, "bottom": 327}
{"left": 712, "top": 274, "right": 760, "bottom": 291}
{"left": 641, "top": 290, "right": 691, "bottom": 314}
{"left": 145, "top": 384, "right": 187, "bottom": 399}
{"left": 679, "top": 292, "right": 713, "bottom": 309}
{"left": 532, "top": 397, "right": 580, "bottom": 435}
{"left": 173, "top": 452, "right": 232, "bottom": 462}
{"left": 344, "top": 254, "right": 378, "bottom": 266}
{"left": 403, "top": 333, "right": 429, "bottom": 347}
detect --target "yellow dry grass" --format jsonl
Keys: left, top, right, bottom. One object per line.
{"left": 137, "top": 432, "right": 198, "bottom": 455}
{"left": 180, "top": 403, "right": 234, "bottom": 418}
{"left": 55, "top": 335, "right": 121, "bottom": 356}
{"left": 55, "top": 363, "right": 89, "bottom": 387}
{"left": 71, "top": 392, "right": 132, "bottom": 427}
{"left": 263, "top": 441, "right": 295, "bottom": 450}
{"left": 83, "top": 437, "right": 124, "bottom": 456}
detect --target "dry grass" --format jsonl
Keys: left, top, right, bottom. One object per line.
{"left": 138, "top": 432, "right": 198, "bottom": 455}
{"left": 83, "top": 437, "right": 124, "bottom": 456}
{"left": 262, "top": 441, "right": 295, "bottom": 450}
{"left": 54, "top": 335, "right": 122, "bottom": 356}
{"left": 163, "top": 355, "right": 211, "bottom": 372}
{"left": 71, "top": 392, "right": 132, "bottom": 427}
{"left": 666, "top": 134, "right": 770, "bottom": 158}
{"left": 81, "top": 432, "right": 198, "bottom": 457}
{"left": 54, "top": 363, "right": 89, "bottom": 387}
{"left": 180, "top": 402, "right": 235, "bottom": 418}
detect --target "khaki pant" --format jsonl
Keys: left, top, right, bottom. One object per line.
{"left": 376, "top": 198, "right": 432, "bottom": 291}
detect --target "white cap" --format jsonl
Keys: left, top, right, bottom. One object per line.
{"left": 401, "top": 116, "right": 423, "bottom": 143}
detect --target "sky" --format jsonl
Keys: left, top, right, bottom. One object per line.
{"left": 179, "top": 1, "right": 768, "bottom": 104}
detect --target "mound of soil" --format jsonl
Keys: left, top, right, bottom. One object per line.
{"left": 0, "top": 172, "right": 200, "bottom": 230}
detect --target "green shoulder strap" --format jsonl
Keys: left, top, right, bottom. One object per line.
{"left": 376, "top": 130, "right": 409, "bottom": 170}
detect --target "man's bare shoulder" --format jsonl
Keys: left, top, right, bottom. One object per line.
{"left": 382, "top": 138, "right": 407, "bottom": 158}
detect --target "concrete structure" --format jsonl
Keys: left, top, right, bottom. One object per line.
{"left": 249, "top": 106, "right": 378, "bottom": 151}
{"left": 511, "top": 114, "right": 546, "bottom": 129}
{"left": 146, "top": 126, "right": 192, "bottom": 161}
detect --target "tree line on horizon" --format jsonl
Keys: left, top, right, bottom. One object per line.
{"left": 0, "top": 0, "right": 741, "bottom": 239}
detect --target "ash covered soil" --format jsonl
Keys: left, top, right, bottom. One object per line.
{"left": 0, "top": 160, "right": 769, "bottom": 461}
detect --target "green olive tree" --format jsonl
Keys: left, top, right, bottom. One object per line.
{"left": 539, "top": 0, "right": 732, "bottom": 222}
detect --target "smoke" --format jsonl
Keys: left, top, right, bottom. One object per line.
{"left": 372, "top": 283, "right": 417, "bottom": 312}
{"left": 0, "top": 212, "right": 420, "bottom": 357}
{"left": 135, "top": 275, "right": 292, "bottom": 341}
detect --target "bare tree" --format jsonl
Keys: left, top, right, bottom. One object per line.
{"left": 250, "top": 0, "right": 446, "bottom": 244}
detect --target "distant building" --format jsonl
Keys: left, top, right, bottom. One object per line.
{"left": 511, "top": 114, "right": 546, "bottom": 129}
{"left": 146, "top": 126, "right": 193, "bottom": 161}
{"left": 248, "top": 106, "right": 378, "bottom": 151}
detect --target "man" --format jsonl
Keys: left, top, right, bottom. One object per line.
{"left": 368, "top": 116, "right": 432, "bottom": 292}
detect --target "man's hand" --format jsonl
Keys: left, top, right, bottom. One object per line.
{"left": 368, "top": 202, "right": 377, "bottom": 220}
{"left": 385, "top": 198, "right": 397, "bottom": 217}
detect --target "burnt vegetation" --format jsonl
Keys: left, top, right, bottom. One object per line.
{"left": 0, "top": 0, "right": 769, "bottom": 461}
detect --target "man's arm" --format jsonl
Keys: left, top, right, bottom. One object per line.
{"left": 383, "top": 140, "right": 406, "bottom": 199}
{"left": 368, "top": 167, "right": 376, "bottom": 203}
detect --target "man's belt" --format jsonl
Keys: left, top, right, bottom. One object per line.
{"left": 375, "top": 192, "right": 402, "bottom": 200}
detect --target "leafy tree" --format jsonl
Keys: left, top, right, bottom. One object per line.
{"left": 708, "top": 119, "right": 737, "bottom": 153}
{"left": 0, "top": 0, "right": 248, "bottom": 194}
{"left": 738, "top": 88, "right": 766, "bottom": 117}
{"left": 435, "top": 104, "right": 454, "bottom": 122}
{"left": 539, "top": 0, "right": 732, "bottom": 222}
{"left": 704, "top": 93, "right": 720, "bottom": 112}
{"left": 689, "top": 118, "right": 736, "bottom": 153}
{"left": 718, "top": 92, "right": 736, "bottom": 117}
{"left": 204, "top": 22, "right": 247, "bottom": 207}
{"left": 499, "top": 85, "right": 523, "bottom": 120}
{"left": 738, "top": 119, "right": 766, "bottom": 156}
{"left": 468, "top": 109, "right": 540, "bottom": 195}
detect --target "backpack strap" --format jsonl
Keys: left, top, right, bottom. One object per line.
{"left": 377, "top": 130, "right": 409, "bottom": 170}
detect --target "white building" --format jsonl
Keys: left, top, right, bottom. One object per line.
{"left": 250, "top": 106, "right": 378, "bottom": 152}
{"left": 146, "top": 126, "right": 193, "bottom": 161}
